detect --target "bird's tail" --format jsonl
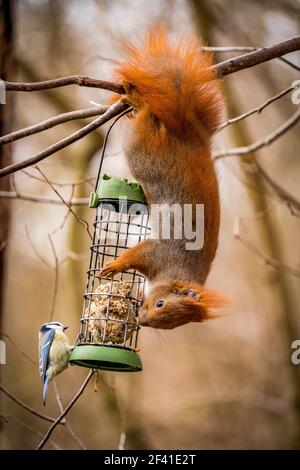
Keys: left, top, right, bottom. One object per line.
{"left": 43, "top": 375, "right": 49, "bottom": 406}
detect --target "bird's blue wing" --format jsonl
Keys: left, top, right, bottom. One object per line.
{"left": 39, "top": 328, "right": 55, "bottom": 382}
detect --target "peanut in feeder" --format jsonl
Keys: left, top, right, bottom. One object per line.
{"left": 85, "top": 281, "right": 138, "bottom": 344}
{"left": 69, "top": 174, "right": 150, "bottom": 372}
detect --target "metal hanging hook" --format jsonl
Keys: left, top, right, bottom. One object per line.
{"left": 94, "top": 107, "right": 133, "bottom": 192}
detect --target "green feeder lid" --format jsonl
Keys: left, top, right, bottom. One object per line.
{"left": 69, "top": 344, "right": 143, "bottom": 372}
{"left": 89, "top": 175, "right": 146, "bottom": 208}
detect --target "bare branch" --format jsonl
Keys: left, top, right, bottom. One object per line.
{"left": 213, "top": 36, "right": 300, "bottom": 77}
{"left": 0, "top": 105, "right": 108, "bottom": 145}
{"left": 53, "top": 381, "right": 86, "bottom": 450}
{"left": 25, "top": 226, "right": 53, "bottom": 269}
{"left": 0, "top": 240, "right": 7, "bottom": 253}
{"left": 204, "top": 46, "right": 256, "bottom": 52}
{"left": 0, "top": 331, "right": 37, "bottom": 366}
{"left": 218, "top": 85, "right": 296, "bottom": 131}
{"left": 234, "top": 217, "right": 300, "bottom": 278}
{"left": 3, "top": 37, "right": 299, "bottom": 99}
{"left": 60, "top": 250, "right": 88, "bottom": 264}
{"left": 279, "top": 57, "right": 300, "bottom": 72}
{"left": 0, "top": 385, "right": 65, "bottom": 425}
{"left": 0, "top": 37, "right": 298, "bottom": 179}
{"left": 35, "top": 166, "right": 92, "bottom": 240}
{"left": 252, "top": 159, "right": 300, "bottom": 214}
{"left": 4, "top": 75, "right": 124, "bottom": 94}
{"left": 48, "top": 234, "right": 59, "bottom": 322}
{"left": 107, "top": 375, "right": 127, "bottom": 450}
{"left": 0, "top": 99, "right": 128, "bottom": 179}
{"left": 51, "top": 185, "right": 75, "bottom": 236}
{"left": 204, "top": 46, "right": 300, "bottom": 72}
{"left": 36, "top": 370, "right": 94, "bottom": 450}
{"left": 4, "top": 414, "right": 61, "bottom": 450}
{"left": 214, "top": 107, "right": 300, "bottom": 160}
{"left": 0, "top": 190, "right": 89, "bottom": 205}
{"left": 22, "top": 169, "right": 95, "bottom": 188}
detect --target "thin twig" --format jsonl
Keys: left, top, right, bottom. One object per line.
{"left": 213, "top": 35, "right": 300, "bottom": 77}
{"left": 0, "top": 190, "right": 89, "bottom": 205}
{"left": 4, "top": 36, "right": 299, "bottom": 95}
{"left": 233, "top": 217, "right": 300, "bottom": 278}
{"left": 252, "top": 159, "right": 300, "bottom": 215}
{"left": 0, "top": 99, "right": 128, "bottom": 179}
{"left": 218, "top": 84, "right": 296, "bottom": 131}
{"left": 35, "top": 166, "right": 92, "bottom": 240}
{"left": 204, "top": 46, "right": 300, "bottom": 72}
{"left": 0, "top": 37, "right": 298, "bottom": 179}
{"left": 53, "top": 381, "right": 87, "bottom": 450}
{"left": 4, "top": 414, "right": 61, "bottom": 450}
{"left": 0, "top": 331, "right": 37, "bottom": 366}
{"left": 0, "top": 240, "right": 7, "bottom": 253}
{"left": 0, "top": 385, "right": 65, "bottom": 425}
{"left": 36, "top": 370, "right": 94, "bottom": 450}
{"left": 22, "top": 169, "right": 95, "bottom": 188}
{"left": 25, "top": 226, "right": 53, "bottom": 269}
{"left": 203, "top": 46, "right": 256, "bottom": 52}
{"left": 214, "top": 107, "right": 300, "bottom": 160}
{"left": 60, "top": 250, "right": 88, "bottom": 264}
{"left": 279, "top": 56, "right": 300, "bottom": 72}
{"left": 107, "top": 375, "right": 127, "bottom": 451}
{"left": 47, "top": 234, "right": 59, "bottom": 322}
{"left": 4, "top": 75, "right": 124, "bottom": 94}
{"left": 0, "top": 105, "right": 108, "bottom": 145}
{"left": 51, "top": 185, "right": 75, "bottom": 235}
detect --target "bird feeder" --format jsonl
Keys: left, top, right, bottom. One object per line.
{"left": 69, "top": 174, "right": 149, "bottom": 372}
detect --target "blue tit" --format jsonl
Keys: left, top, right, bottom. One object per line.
{"left": 39, "top": 321, "right": 73, "bottom": 405}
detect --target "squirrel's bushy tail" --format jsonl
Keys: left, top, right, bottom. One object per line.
{"left": 116, "top": 27, "right": 223, "bottom": 137}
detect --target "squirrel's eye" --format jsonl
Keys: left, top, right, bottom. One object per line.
{"left": 156, "top": 300, "right": 164, "bottom": 309}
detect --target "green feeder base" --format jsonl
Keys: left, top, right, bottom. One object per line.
{"left": 69, "top": 345, "right": 143, "bottom": 372}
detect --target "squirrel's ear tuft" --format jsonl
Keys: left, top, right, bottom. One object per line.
{"left": 177, "top": 286, "right": 202, "bottom": 301}
{"left": 174, "top": 281, "right": 231, "bottom": 322}
{"left": 197, "top": 287, "right": 231, "bottom": 310}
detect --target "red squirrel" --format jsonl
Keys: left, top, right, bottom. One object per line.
{"left": 100, "top": 28, "right": 228, "bottom": 329}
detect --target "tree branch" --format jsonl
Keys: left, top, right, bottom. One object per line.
{"left": 0, "top": 99, "right": 128, "bottom": 179}
{"left": 0, "top": 385, "right": 65, "bottom": 425}
{"left": 0, "top": 105, "right": 108, "bottom": 145}
{"left": 36, "top": 370, "right": 94, "bottom": 450}
{"left": 218, "top": 84, "right": 296, "bottom": 131}
{"left": 252, "top": 158, "right": 300, "bottom": 214}
{"left": 205, "top": 46, "right": 300, "bottom": 72}
{"left": 234, "top": 217, "right": 300, "bottom": 278}
{"left": 35, "top": 166, "right": 92, "bottom": 239}
{"left": 213, "top": 35, "right": 300, "bottom": 76}
{"left": 4, "top": 414, "right": 61, "bottom": 450}
{"left": 214, "top": 107, "right": 300, "bottom": 160}
{"left": 47, "top": 234, "right": 59, "bottom": 322}
{"left": 0, "top": 190, "right": 89, "bottom": 205}
{"left": 4, "top": 75, "right": 124, "bottom": 94}
{"left": 0, "top": 36, "right": 299, "bottom": 179}
{"left": 53, "top": 381, "right": 86, "bottom": 450}
{"left": 3, "top": 36, "right": 299, "bottom": 95}
{"left": 0, "top": 331, "right": 37, "bottom": 366}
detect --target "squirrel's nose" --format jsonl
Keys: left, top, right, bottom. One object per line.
{"left": 138, "top": 309, "right": 148, "bottom": 326}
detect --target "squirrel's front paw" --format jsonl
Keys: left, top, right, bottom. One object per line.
{"left": 99, "top": 261, "right": 121, "bottom": 278}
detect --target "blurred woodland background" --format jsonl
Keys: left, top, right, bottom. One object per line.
{"left": 1, "top": 0, "right": 300, "bottom": 450}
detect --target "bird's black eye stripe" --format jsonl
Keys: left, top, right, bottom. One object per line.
{"left": 156, "top": 300, "right": 164, "bottom": 308}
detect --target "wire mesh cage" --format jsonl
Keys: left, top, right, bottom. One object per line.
{"left": 69, "top": 174, "right": 150, "bottom": 372}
